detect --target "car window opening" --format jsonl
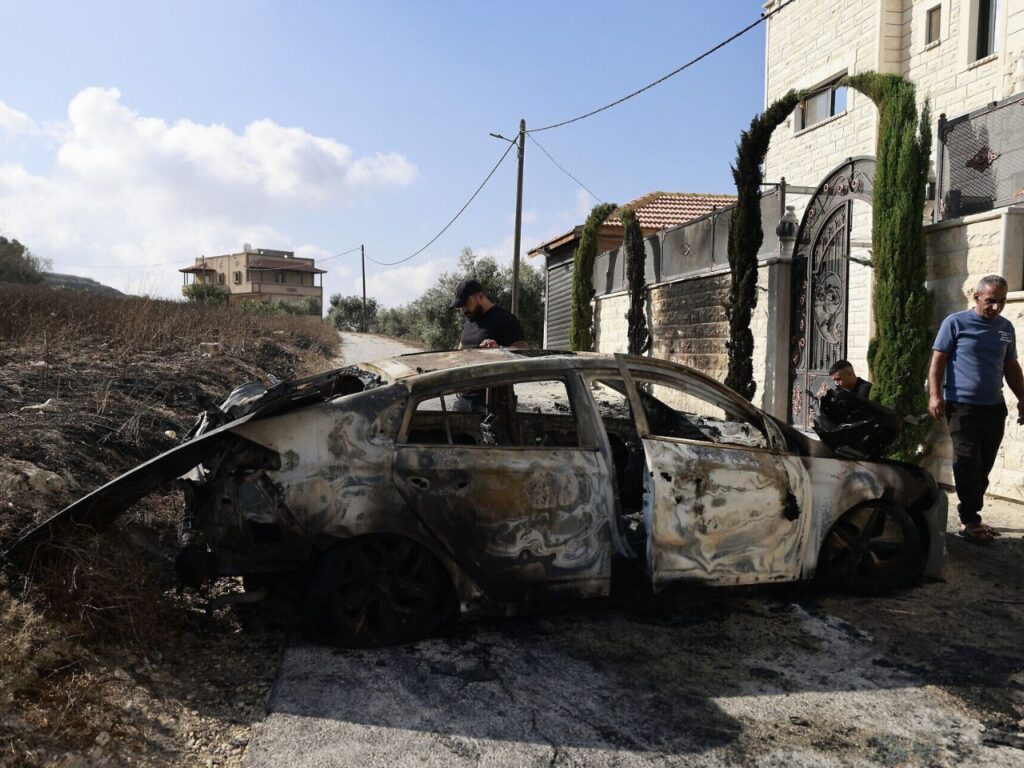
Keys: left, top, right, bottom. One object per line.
{"left": 405, "top": 379, "right": 580, "bottom": 448}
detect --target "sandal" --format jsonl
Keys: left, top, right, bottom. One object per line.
{"left": 960, "top": 522, "right": 997, "bottom": 543}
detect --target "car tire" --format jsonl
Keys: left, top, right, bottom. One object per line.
{"left": 303, "top": 534, "right": 455, "bottom": 647}
{"left": 817, "top": 501, "right": 925, "bottom": 596}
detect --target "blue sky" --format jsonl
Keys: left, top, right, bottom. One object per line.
{"left": 0, "top": 1, "right": 768, "bottom": 306}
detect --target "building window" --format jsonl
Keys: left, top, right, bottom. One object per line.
{"left": 275, "top": 272, "right": 286, "bottom": 284}
{"left": 974, "top": 0, "right": 1002, "bottom": 60}
{"left": 217, "top": 273, "right": 225, "bottom": 285}
{"left": 926, "top": 5, "right": 941, "bottom": 45}
{"left": 233, "top": 271, "right": 242, "bottom": 284}
{"left": 798, "top": 80, "right": 847, "bottom": 131}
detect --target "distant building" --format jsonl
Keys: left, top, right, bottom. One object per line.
{"left": 180, "top": 244, "right": 325, "bottom": 312}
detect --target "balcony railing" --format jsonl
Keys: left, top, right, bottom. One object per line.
{"left": 936, "top": 93, "right": 1024, "bottom": 221}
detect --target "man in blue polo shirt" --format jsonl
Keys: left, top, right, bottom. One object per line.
{"left": 929, "top": 275, "right": 1024, "bottom": 543}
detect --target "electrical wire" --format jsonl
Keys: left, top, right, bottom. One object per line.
{"left": 527, "top": 133, "right": 603, "bottom": 203}
{"left": 50, "top": 245, "right": 362, "bottom": 271}
{"left": 528, "top": 0, "right": 798, "bottom": 134}
{"left": 49, "top": 259, "right": 184, "bottom": 270}
{"left": 365, "top": 140, "right": 516, "bottom": 267}
{"left": 317, "top": 245, "right": 363, "bottom": 263}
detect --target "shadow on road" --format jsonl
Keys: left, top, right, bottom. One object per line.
{"left": 254, "top": 533, "right": 1024, "bottom": 762}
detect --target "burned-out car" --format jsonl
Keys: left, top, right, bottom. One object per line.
{"left": 11, "top": 351, "right": 946, "bottom": 646}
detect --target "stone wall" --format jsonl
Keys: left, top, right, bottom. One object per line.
{"left": 922, "top": 208, "right": 1024, "bottom": 503}
{"left": 593, "top": 293, "right": 631, "bottom": 355}
{"left": 647, "top": 273, "right": 731, "bottom": 380}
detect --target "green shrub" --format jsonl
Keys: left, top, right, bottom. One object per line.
{"left": 0, "top": 236, "right": 49, "bottom": 285}
{"left": 570, "top": 203, "right": 617, "bottom": 351}
{"left": 725, "top": 90, "right": 801, "bottom": 401}
{"left": 621, "top": 207, "right": 649, "bottom": 356}
{"left": 844, "top": 72, "right": 933, "bottom": 460}
{"left": 182, "top": 282, "right": 230, "bottom": 306}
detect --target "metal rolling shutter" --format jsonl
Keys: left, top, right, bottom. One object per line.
{"left": 545, "top": 259, "right": 573, "bottom": 350}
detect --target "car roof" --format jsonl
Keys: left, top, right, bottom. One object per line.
{"left": 357, "top": 349, "right": 583, "bottom": 381}
{"left": 356, "top": 349, "right": 762, "bottom": 417}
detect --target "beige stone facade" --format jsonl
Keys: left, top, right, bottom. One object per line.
{"left": 179, "top": 247, "right": 325, "bottom": 311}
{"left": 763, "top": 0, "right": 1024, "bottom": 505}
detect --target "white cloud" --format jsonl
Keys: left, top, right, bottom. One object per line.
{"left": 365, "top": 257, "right": 454, "bottom": 308}
{"left": 0, "top": 100, "right": 37, "bottom": 134}
{"left": 0, "top": 88, "right": 417, "bottom": 297}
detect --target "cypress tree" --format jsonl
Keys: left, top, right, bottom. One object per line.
{"left": 621, "top": 207, "right": 650, "bottom": 355}
{"left": 570, "top": 202, "right": 617, "bottom": 351}
{"left": 725, "top": 90, "right": 802, "bottom": 401}
{"left": 844, "top": 72, "right": 933, "bottom": 460}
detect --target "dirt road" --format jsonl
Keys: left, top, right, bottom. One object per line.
{"left": 243, "top": 333, "right": 1024, "bottom": 767}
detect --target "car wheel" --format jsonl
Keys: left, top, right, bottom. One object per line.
{"left": 303, "top": 534, "right": 455, "bottom": 647}
{"left": 817, "top": 501, "right": 924, "bottom": 596}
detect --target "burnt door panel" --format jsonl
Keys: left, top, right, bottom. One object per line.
{"left": 642, "top": 440, "right": 810, "bottom": 590}
{"left": 393, "top": 446, "right": 614, "bottom": 602}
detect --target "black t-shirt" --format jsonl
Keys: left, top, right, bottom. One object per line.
{"left": 853, "top": 378, "right": 872, "bottom": 398}
{"left": 460, "top": 304, "right": 524, "bottom": 348}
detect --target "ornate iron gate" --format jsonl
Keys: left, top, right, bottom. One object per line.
{"left": 789, "top": 157, "right": 875, "bottom": 429}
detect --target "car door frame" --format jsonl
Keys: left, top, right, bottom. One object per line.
{"left": 391, "top": 367, "right": 619, "bottom": 603}
{"left": 613, "top": 355, "right": 814, "bottom": 589}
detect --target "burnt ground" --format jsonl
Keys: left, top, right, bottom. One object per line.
{"left": 0, "top": 326, "right": 334, "bottom": 768}
{"left": 246, "top": 506, "right": 1024, "bottom": 767}
{"left": 3, "top": 327, "right": 1023, "bottom": 766}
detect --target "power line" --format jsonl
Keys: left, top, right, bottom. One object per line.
{"left": 529, "top": 0, "right": 798, "bottom": 134}
{"left": 527, "top": 133, "right": 603, "bottom": 203}
{"left": 365, "top": 139, "right": 516, "bottom": 267}
{"left": 49, "top": 259, "right": 183, "bottom": 270}
{"left": 317, "top": 245, "right": 362, "bottom": 263}
{"left": 51, "top": 244, "right": 362, "bottom": 272}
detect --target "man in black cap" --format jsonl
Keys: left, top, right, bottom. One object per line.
{"left": 450, "top": 279, "right": 526, "bottom": 413}
{"left": 451, "top": 279, "right": 527, "bottom": 351}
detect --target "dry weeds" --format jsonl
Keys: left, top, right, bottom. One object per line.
{"left": 0, "top": 284, "right": 338, "bottom": 766}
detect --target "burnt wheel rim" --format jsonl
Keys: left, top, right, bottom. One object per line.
{"left": 317, "top": 537, "right": 441, "bottom": 645}
{"left": 825, "top": 506, "right": 910, "bottom": 582}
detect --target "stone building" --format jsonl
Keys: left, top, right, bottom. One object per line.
{"left": 179, "top": 245, "right": 325, "bottom": 313}
{"left": 586, "top": 0, "right": 1024, "bottom": 505}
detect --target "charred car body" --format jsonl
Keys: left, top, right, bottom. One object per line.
{"left": 11, "top": 351, "right": 946, "bottom": 646}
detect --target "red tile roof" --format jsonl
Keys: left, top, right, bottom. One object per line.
{"left": 604, "top": 191, "right": 737, "bottom": 230}
{"left": 528, "top": 191, "right": 736, "bottom": 256}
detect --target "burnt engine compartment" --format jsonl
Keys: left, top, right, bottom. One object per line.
{"left": 812, "top": 388, "right": 903, "bottom": 459}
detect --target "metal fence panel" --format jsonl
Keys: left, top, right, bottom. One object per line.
{"left": 939, "top": 93, "right": 1024, "bottom": 219}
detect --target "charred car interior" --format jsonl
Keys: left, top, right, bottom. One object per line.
{"left": 8, "top": 350, "right": 947, "bottom": 647}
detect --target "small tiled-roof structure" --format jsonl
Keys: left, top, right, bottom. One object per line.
{"left": 604, "top": 191, "right": 738, "bottom": 230}
{"left": 528, "top": 190, "right": 736, "bottom": 257}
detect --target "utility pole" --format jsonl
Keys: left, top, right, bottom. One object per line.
{"left": 511, "top": 119, "right": 526, "bottom": 315}
{"left": 360, "top": 244, "right": 367, "bottom": 333}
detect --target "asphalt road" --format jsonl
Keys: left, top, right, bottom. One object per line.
{"left": 242, "top": 333, "right": 1024, "bottom": 767}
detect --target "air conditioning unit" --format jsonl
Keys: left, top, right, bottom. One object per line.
{"left": 243, "top": 243, "right": 253, "bottom": 253}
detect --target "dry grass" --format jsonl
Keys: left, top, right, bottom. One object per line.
{"left": 0, "top": 284, "right": 338, "bottom": 765}
{"left": 0, "top": 284, "right": 339, "bottom": 361}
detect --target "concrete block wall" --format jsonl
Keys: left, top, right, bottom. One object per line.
{"left": 594, "top": 293, "right": 631, "bottom": 355}
{"left": 922, "top": 209, "right": 1024, "bottom": 502}
{"left": 751, "top": 268, "right": 771, "bottom": 409}
{"left": 648, "top": 273, "right": 731, "bottom": 378}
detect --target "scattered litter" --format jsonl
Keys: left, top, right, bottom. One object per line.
{"left": 94, "top": 731, "right": 111, "bottom": 747}
{"left": 164, "top": 430, "right": 178, "bottom": 440}
{"left": 199, "top": 342, "right": 222, "bottom": 357}
{"left": 29, "top": 360, "right": 47, "bottom": 368}
{"left": 20, "top": 398, "right": 58, "bottom": 412}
